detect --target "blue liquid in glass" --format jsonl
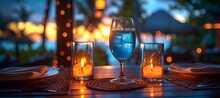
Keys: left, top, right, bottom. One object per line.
{"left": 109, "top": 30, "right": 136, "bottom": 61}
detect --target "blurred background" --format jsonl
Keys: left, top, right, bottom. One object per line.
{"left": 0, "top": 0, "right": 220, "bottom": 68}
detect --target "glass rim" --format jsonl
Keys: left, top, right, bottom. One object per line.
{"left": 140, "top": 43, "right": 164, "bottom": 45}
{"left": 111, "top": 16, "right": 135, "bottom": 31}
{"left": 113, "top": 16, "right": 133, "bottom": 20}
{"left": 72, "top": 40, "right": 94, "bottom": 43}
{"left": 140, "top": 43, "right": 164, "bottom": 49}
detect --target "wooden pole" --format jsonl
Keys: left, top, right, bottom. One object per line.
{"left": 56, "top": 0, "right": 73, "bottom": 67}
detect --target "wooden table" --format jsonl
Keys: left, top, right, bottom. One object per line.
{"left": 69, "top": 66, "right": 220, "bottom": 98}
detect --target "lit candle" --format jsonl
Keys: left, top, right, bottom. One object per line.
{"left": 73, "top": 57, "right": 92, "bottom": 77}
{"left": 143, "top": 59, "right": 163, "bottom": 78}
{"left": 143, "top": 65, "right": 163, "bottom": 78}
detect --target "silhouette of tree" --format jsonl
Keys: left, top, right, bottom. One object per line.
{"left": 0, "top": 5, "right": 34, "bottom": 62}
{"left": 42, "top": 0, "right": 52, "bottom": 49}
{"left": 171, "top": 0, "right": 220, "bottom": 49}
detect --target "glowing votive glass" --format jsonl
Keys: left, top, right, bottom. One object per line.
{"left": 140, "top": 43, "right": 164, "bottom": 82}
{"left": 71, "top": 41, "right": 94, "bottom": 80}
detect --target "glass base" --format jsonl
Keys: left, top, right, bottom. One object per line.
{"left": 142, "top": 78, "right": 163, "bottom": 82}
{"left": 73, "top": 76, "right": 93, "bottom": 81}
{"left": 110, "top": 76, "right": 135, "bottom": 85}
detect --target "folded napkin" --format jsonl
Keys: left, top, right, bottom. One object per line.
{"left": 0, "top": 65, "right": 48, "bottom": 80}
{"left": 170, "top": 63, "right": 220, "bottom": 73}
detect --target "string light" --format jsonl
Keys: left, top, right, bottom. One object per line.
{"left": 66, "top": 42, "right": 71, "bottom": 47}
{"left": 60, "top": 10, "right": 65, "bottom": 15}
{"left": 63, "top": 32, "right": 67, "bottom": 37}
{"left": 166, "top": 56, "right": 172, "bottom": 63}
{"left": 204, "top": 23, "right": 220, "bottom": 29}
{"left": 66, "top": 56, "right": 71, "bottom": 61}
{"left": 56, "top": 1, "right": 60, "bottom": 5}
{"left": 196, "top": 48, "right": 202, "bottom": 54}
{"left": 60, "top": 51, "right": 65, "bottom": 56}
{"left": 203, "top": 23, "right": 212, "bottom": 29}
{"left": 95, "top": 0, "right": 106, "bottom": 10}
{"left": 66, "top": 3, "right": 71, "bottom": 9}
{"left": 66, "top": 23, "right": 71, "bottom": 27}
{"left": 95, "top": 11, "right": 102, "bottom": 18}
{"left": 156, "top": 31, "right": 162, "bottom": 36}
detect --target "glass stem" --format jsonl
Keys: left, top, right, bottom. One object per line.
{"left": 120, "top": 61, "right": 125, "bottom": 77}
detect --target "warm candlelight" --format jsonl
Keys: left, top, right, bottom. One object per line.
{"left": 72, "top": 41, "right": 94, "bottom": 80}
{"left": 143, "top": 58, "right": 163, "bottom": 78}
{"left": 140, "top": 43, "right": 164, "bottom": 82}
{"left": 143, "top": 64, "right": 163, "bottom": 78}
{"left": 73, "top": 57, "right": 93, "bottom": 77}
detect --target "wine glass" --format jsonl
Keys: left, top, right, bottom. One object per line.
{"left": 109, "top": 17, "right": 136, "bottom": 85}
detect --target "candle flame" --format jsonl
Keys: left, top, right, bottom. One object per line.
{"left": 150, "top": 64, "right": 153, "bottom": 72}
{"left": 81, "top": 57, "right": 86, "bottom": 67}
{"left": 150, "top": 58, "right": 153, "bottom": 72}
{"left": 150, "top": 58, "right": 153, "bottom": 64}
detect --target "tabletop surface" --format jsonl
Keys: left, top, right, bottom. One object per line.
{"left": 68, "top": 66, "right": 220, "bottom": 98}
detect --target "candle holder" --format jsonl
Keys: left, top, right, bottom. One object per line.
{"left": 71, "top": 41, "right": 94, "bottom": 80}
{"left": 140, "top": 43, "right": 164, "bottom": 82}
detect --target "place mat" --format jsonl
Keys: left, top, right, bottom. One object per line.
{"left": 164, "top": 71, "right": 220, "bottom": 90}
{"left": 0, "top": 68, "right": 71, "bottom": 96}
{"left": 85, "top": 78, "right": 146, "bottom": 91}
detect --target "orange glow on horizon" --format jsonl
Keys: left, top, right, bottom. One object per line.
{"left": 8, "top": 22, "right": 57, "bottom": 42}
{"left": 46, "top": 23, "right": 57, "bottom": 41}
{"left": 74, "top": 24, "right": 110, "bottom": 44}
{"left": 98, "top": 23, "right": 110, "bottom": 37}
{"left": 7, "top": 21, "right": 110, "bottom": 44}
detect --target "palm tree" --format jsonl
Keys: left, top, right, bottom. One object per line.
{"left": 42, "top": 0, "right": 52, "bottom": 49}
{"left": 12, "top": 6, "right": 34, "bottom": 62}
{"left": 75, "top": 0, "right": 102, "bottom": 36}
{"left": 0, "top": 5, "right": 34, "bottom": 62}
{"left": 75, "top": 0, "right": 108, "bottom": 65}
